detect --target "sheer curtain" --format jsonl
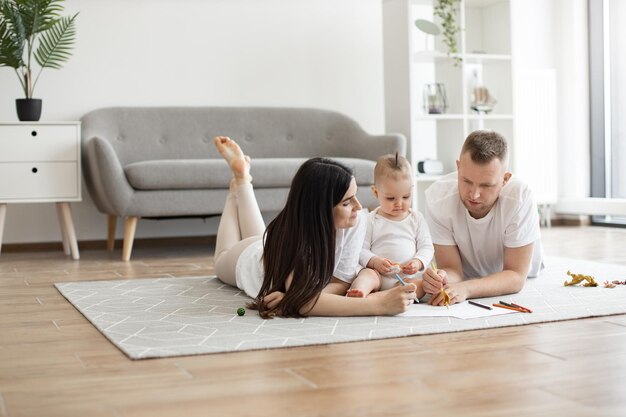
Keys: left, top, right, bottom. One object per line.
{"left": 609, "top": 0, "right": 626, "bottom": 201}
{"left": 589, "top": 0, "right": 626, "bottom": 225}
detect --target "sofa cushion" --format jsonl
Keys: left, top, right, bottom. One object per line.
{"left": 124, "top": 158, "right": 376, "bottom": 190}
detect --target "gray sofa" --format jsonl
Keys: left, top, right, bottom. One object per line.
{"left": 81, "top": 107, "right": 406, "bottom": 260}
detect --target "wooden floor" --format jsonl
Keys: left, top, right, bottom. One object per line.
{"left": 1, "top": 225, "right": 626, "bottom": 417}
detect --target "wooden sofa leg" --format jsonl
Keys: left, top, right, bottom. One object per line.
{"left": 122, "top": 216, "right": 139, "bottom": 261}
{"left": 107, "top": 214, "right": 117, "bottom": 251}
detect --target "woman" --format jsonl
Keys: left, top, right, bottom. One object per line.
{"left": 213, "top": 136, "right": 416, "bottom": 318}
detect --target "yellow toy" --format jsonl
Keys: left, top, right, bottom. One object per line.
{"left": 564, "top": 270, "right": 598, "bottom": 287}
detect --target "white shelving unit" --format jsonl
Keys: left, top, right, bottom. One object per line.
{"left": 383, "top": 0, "right": 514, "bottom": 212}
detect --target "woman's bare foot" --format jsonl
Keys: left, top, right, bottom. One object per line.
{"left": 214, "top": 136, "right": 251, "bottom": 182}
{"left": 346, "top": 288, "right": 366, "bottom": 298}
{"left": 214, "top": 135, "right": 244, "bottom": 162}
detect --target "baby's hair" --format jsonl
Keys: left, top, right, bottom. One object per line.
{"left": 374, "top": 152, "right": 413, "bottom": 184}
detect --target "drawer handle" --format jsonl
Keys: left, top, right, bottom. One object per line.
{"left": 32, "top": 167, "right": 38, "bottom": 173}
{"left": 31, "top": 130, "right": 38, "bottom": 137}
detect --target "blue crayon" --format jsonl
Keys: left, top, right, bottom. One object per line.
{"left": 395, "top": 274, "right": 419, "bottom": 303}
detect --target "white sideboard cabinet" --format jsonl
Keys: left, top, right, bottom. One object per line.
{"left": 0, "top": 122, "right": 82, "bottom": 259}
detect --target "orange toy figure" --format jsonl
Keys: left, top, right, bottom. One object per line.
{"left": 564, "top": 270, "right": 598, "bottom": 287}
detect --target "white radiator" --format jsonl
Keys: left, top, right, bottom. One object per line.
{"left": 514, "top": 69, "right": 558, "bottom": 205}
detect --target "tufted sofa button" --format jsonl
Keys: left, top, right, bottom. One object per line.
{"left": 286, "top": 134, "right": 293, "bottom": 141}
{"left": 245, "top": 134, "right": 252, "bottom": 142}
{"left": 117, "top": 134, "right": 124, "bottom": 141}
{"left": 159, "top": 137, "right": 166, "bottom": 144}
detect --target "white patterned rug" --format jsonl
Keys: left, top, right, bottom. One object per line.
{"left": 55, "top": 257, "right": 626, "bottom": 360}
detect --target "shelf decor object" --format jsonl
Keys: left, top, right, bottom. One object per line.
{"left": 414, "top": 18, "right": 441, "bottom": 51}
{"left": 470, "top": 85, "right": 497, "bottom": 114}
{"left": 423, "top": 83, "right": 448, "bottom": 114}
{"left": 0, "top": 0, "right": 78, "bottom": 121}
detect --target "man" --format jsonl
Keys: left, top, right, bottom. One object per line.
{"left": 423, "top": 130, "right": 543, "bottom": 306}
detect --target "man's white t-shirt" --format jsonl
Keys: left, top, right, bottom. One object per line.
{"left": 235, "top": 209, "right": 367, "bottom": 298}
{"left": 424, "top": 172, "right": 544, "bottom": 279}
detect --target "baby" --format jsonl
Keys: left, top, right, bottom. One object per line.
{"left": 347, "top": 153, "right": 434, "bottom": 298}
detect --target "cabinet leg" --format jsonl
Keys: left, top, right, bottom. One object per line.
{"left": 56, "top": 204, "right": 71, "bottom": 255}
{"left": 0, "top": 204, "right": 6, "bottom": 255}
{"left": 122, "top": 216, "right": 139, "bottom": 262}
{"left": 107, "top": 214, "right": 117, "bottom": 251}
{"left": 57, "top": 202, "right": 80, "bottom": 260}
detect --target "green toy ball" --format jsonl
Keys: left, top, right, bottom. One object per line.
{"left": 237, "top": 307, "right": 246, "bottom": 316}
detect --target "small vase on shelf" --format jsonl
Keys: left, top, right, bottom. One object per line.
{"left": 423, "top": 83, "right": 447, "bottom": 115}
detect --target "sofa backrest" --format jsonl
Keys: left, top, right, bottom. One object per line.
{"left": 81, "top": 107, "right": 371, "bottom": 165}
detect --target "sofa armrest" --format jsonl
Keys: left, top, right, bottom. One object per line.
{"left": 83, "top": 136, "right": 135, "bottom": 215}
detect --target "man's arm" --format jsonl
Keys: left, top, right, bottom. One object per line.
{"left": 433, "top": 244, "right": 464, "bottom": 282}
{"left": 429, "top": 243, "right": 534, "bottom": 305}
{"left": 463, "top": 243, "right": 533, "bottom": 297}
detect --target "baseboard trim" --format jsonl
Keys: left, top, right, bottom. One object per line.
{"left": 2, "top": 235, "right": 216, "bottom": 253}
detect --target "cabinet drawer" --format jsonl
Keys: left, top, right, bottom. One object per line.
{"left": 0, "top": 125, "right": 79, "bottom": 162}
{"left": 0, "top": 162, "right": 79, "bottom": 201}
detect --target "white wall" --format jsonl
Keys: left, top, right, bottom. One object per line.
{"left": 0, "top": 0, "right": 385, "bottom": 244}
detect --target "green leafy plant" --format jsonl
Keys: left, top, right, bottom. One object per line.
{"left": 434, "top": 0, "right": 461, "bottom": 64}
{"left": 0, "top": 0, "right": 78, "bottom": 98}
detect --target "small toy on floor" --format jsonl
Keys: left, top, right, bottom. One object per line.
{"left": 237, "top": 307, "right": 246, "bottom": 316}
{"left": 603, "top": 280, "right": 626, "bottom": 288}
{"left": 564, "top": 270, "right": 598, "bottom": 287}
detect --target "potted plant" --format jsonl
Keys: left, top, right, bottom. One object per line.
{"left": 0, "top": 0, "right": 78, "bottom": 121}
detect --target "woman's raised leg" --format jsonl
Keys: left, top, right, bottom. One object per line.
{"left": 213, "top": 136, "right": 266, "bottom": 286}
{"left": 214, "top": 180, "right": 242, "bottom": 264}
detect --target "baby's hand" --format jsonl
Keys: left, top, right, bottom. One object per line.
{"left": 368, "top": 257, "right": 395, "bottom": 274}
{"left": 401, "top": 259, "right": 423, "bottom": 275}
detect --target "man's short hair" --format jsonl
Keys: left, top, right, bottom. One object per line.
{"left": 460, "top": 130, "right": 508, "bottom": 165}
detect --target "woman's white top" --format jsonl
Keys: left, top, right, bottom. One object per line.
{"left": 235, "top": 209, "right": 367, "bottom": 298}
{"left": 424, "top": 172, "right": 544, "bottom": 279}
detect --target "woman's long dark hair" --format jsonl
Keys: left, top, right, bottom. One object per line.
{"left": 251, "top": 157, "right": 354, "bottom": 318}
